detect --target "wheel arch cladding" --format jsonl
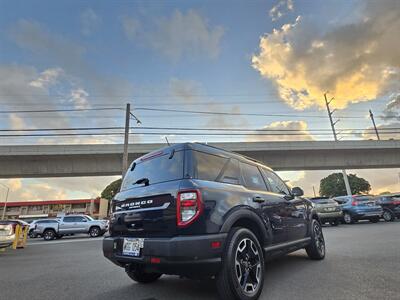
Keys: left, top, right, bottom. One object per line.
{"left": 220, "top": 209, "right": 270, "bottom": 247}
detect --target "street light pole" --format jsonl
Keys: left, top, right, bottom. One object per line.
{"left": 0, "top": 183, "right": 10, "bottom": 220}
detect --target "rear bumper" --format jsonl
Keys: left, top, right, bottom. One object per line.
{"left": 352, "top": 209, "right": 382, "bottom": 219}
{"left": 317, "top": 211, "right": 343, "bottom": 221}
{"left": 103, "top": 233, "right": 227, "bottom": 277}
{"left": 0, "top": 235, "right": 14, "bottom": 248}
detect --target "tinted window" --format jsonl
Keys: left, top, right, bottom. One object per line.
{"left": 121, "top": 150, "right": 184, "bottom": 191}
{"left": 311, "top": 198, "right": 336, "bottom": 204}
{"left": 193, "top": 151, "right": 228, "bottom": 181}
{"left": 63, "top": 217, "right": 75, "bottom": 223}
{"left": 74, "top": 216, "right": 86, "bottom": 222}
{"left": 192, "top": 151, "right": 240, "bottom": 185}
{"left": 261, "top": 169, "right": 290, "bottom": 195}
{"left": 240, "top": 163, "right": 267, "bottom": 191}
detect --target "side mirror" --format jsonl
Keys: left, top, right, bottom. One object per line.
{"left": 291, "top": 187, "right": 304, "bottom": 197}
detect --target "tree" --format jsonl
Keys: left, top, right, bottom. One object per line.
{"left": 101, "top": 178, "right": 122, "bottom": 201}
{"left": 319, "top": 173, "right": 371, "bottom": 197}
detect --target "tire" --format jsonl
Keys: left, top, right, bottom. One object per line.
{"left": 89, "top": 226, "right": 101, "bottom": 237}
{"left": 305, "top": 219, "right": 326, "bottom": 260}
{"left": 343, "top": 212, "right": 354, "bottom": 224}
{"left": 126, "top": 265, "right": 162, "bottom": 284}
{"left": 330, "top": 219, "right": 340, "bottom": 226}
{"left": 369, "top": 217, "right": 380, "bottom": 223}
{"left": 29, "top": 230, "right": 36, "bottom": 238}
{"left": 382, "top": 210, "right": 394, "bottom": 222}
{"left": 216, "top": 228, "right": 265, "bottom": 300}
{"left": 43, "top": 229, "right": 56, "bottom": 241}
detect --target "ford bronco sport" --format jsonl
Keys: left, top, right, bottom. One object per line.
{"left": 103, "top": 143, "right": 325, "bottom": 300}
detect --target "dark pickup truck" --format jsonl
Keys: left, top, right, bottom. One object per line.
{"left": 103, "top": 143, "right": 325, "bottom": 300}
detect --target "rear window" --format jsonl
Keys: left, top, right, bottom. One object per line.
{"left": 353, "top": 196, "right": 374, "bottom": 202}
{"left": 311, "top": 198, "right": 336, "bottom": 204}
{"left": 192, "top": 150, "right": 240, "bottom": 185}
{"left": 121, "top": 150, "right": 184, "bottom": 191}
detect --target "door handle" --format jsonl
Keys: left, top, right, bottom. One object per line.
{"left": 253, "top": 196, "right": 265, "bottom": 203}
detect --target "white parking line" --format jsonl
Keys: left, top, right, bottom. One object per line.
{"left": 28, "top": 237, "right": 103, "bottom": 246}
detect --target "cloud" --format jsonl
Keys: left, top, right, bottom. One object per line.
{"left": 29, "top": 67, "right": 64, "bottom": 88}
{"left": 362, "top": 122, "right": 400, "bottom": 140}
{"left": 169, "top": 78, "right": 202, "bottom": 103}
{"left": 0, "top": 176, "right": 120, "bottom": 202}
{"left": 252, "top": 1, "right": 400, "bottom": 110}
{"left": 121, "top": 16, "right": 141, "bottom": 40}
{"left": 0, "top": 65, "right": 69, "bottom": 129}
{"left": 247, "top": 120, "right": 314, "bottom": 142}
{"left": 269, "top": 0, "right": 294, "bottom": 21}
{"left": 9, "top": 114, "right": 28, "bottom": 130}
{"left": 69, "top": 88, "right": 90, "bottom": 109}
{"left": 123, "top": 10, "right": 224, "bottom": 61}
{"left": 80, "top": 8, "right": 101, "bottom": 36}
{"left": 204, "top": 105, "right": 249, "bottom": 129}
{"left": 10, "top": 19, "right": 85, "bottom": 67}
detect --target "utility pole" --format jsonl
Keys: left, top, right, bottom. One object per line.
{"left": 0, "top": 183, "right": 10, "bottom": 220}
{"left": 312, "top": 185, "right": 317, "bottom": 197}
{"left": 324, "top": 93, "right": 352, "bottom": 196}
{"left": 122, "top": 103, "right": 131, "bottom": 177}
{"left": 369, "top": 109, "right": 380, "bottom": 140}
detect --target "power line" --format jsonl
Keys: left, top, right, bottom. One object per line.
{"left": 0, "top": 108, "right": 123, "bottom": 114}
{"left": 1, "top": 126, "right": 400, "bottom": 133}
{"left": 1, "top": 131, "right": 399, "bottom": 138}
{"left": 134, "top": 107, "right": 366, "bottom": 119}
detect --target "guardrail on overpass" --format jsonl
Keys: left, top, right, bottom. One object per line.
{"left": 0, "top": 140, "right": 399, "bottom": 178}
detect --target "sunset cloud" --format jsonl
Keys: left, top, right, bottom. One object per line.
{"left": 247, "top": 120, "right": 314, "bottom": 142}
{"left": 252, "top": 1, "right": 400, "bottom": 110}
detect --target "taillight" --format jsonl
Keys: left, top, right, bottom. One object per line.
{"left": 393, "top": 200, "right": 400, "bottom": 205}
{"left": 352, "top": 201, "right": 358, "bottom": 206}
{"left": 176, "top": 190, "right": 203, "bottom": 227}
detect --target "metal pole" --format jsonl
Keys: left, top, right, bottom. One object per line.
{"left": 122, "top": 103, "right": 131, "bottom": 177}
{"left": 369, "top": 109, "right": 380, "bottom": 140}
{"left": 324, "top": 93, "right": 337, "bottom": 141}
{"left": 324, "top": 93, "right": 352, "bottom": 196}
{"left": 0, "top": 183, "right": 10, "bottom": 220}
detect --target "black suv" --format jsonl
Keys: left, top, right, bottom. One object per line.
{"left": 103, "top": 143, "right": 325, "bottom": 300}
{"left": 376, "top": 193, "right": 400, "bottom": 221}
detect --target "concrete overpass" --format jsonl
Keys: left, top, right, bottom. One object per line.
{"left": 0, "top": 140, "right": 399, "bottom": 178}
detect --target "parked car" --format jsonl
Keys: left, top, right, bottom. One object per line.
{"left": 309, "top": 197, "right": 343, "bottom": 226}
{"left": 28, "top": 219, "right": 59, "bottom": 238}
{"left": 0, "top": 220, "right": 29, "bottom": 248}
{"left": 333, "top": 195, "right": 383, "bottom": 224}
{"left": 376, "top": 193, "right": 400, "bottom": 221}
{"left": 34, "top": 215, "right": 108, "bottom": 241}
{"left": 103, "top": 143, "right": 325, "bottom": 300}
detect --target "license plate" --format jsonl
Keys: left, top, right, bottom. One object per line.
{"left": 122, "top": 238, "right": 144, "bottom": 257}
{"left": 325, "top": 207, "right": 335, "bottom": 211}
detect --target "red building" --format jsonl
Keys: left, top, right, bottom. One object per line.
{"left": 0, "top": 198, "right": 109, "bottom": 220}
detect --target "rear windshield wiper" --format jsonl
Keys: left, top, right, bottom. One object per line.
{"left": 133, "top": 177, "right": 150, "bottom": 186}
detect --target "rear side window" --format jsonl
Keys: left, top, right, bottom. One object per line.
{"left": 261, "top": 169, "right": 290, "bottom": 195}
{"left": 121, "top": 150, "right": 184, "bottom": 191}
{"left": 192, "top": 151, "right": 240, "bottom": 185}
{"left": 240, "top": 163, "right": 267, "bottom": 191}
{"left": 63, "top": 217, "right": 75, "bottom": 223}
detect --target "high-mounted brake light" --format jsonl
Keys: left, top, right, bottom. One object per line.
{"left": 176, "top": 190, "right": 203, "bottom": 227}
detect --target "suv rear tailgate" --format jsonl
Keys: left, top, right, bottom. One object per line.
{"left": 111, "top": 181, "right": 180, "bottom": 238}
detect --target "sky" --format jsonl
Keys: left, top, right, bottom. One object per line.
{"left": 0, "top": 0, "right": 399, "bottom": 201}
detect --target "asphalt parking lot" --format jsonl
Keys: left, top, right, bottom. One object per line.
{"left": 1, "top": 221, "right": 399, "bottom": 300}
